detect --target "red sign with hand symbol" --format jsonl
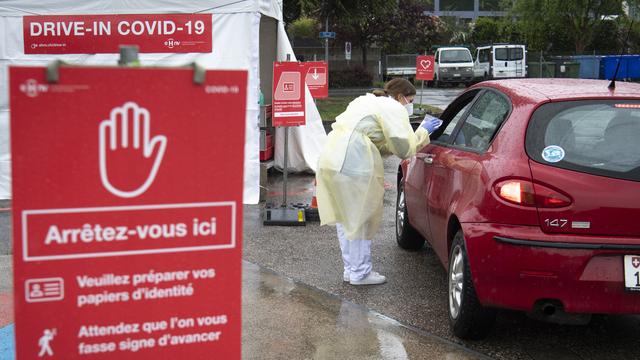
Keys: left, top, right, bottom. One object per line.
{"left": 10, "top": 66, "right": 246, "bottom": 359}
{"left": 416, "top": 55, "right": 435, "bottom": 81}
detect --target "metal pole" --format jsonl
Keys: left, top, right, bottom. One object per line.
{"left": 281, "top": 53, "right": 292, "bottom": 208}
{"left": 420, "top": 80, "right": 424, "bottom": 109}
{"left": 282, "top": 127, "right": 289, "bottom": 207}
{"left": 419, "top": 51, "right": 425, "bottom": 107}
{"left": 539, "top": 51, "right": 542, "bottom": 78}
{"left": 325, "top": 17, "right": 329, "bottom": 63}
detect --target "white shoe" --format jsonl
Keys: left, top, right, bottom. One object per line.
{"left": 350, "top": 271, "right": 386, "bottom": 285}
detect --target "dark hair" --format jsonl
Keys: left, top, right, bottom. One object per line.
{"left": 373, "top": 78, "right": 416, "bottom": 100}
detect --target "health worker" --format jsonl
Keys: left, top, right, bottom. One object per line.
{"left": 316, "top": 78, "right": 442, "bottom": 285}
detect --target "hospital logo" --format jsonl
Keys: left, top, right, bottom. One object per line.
{"left": 164, "top": 38, "right": 181, "bottom": 49}
{"left": 19, "top": 79, "right": 49, "bottom": 98}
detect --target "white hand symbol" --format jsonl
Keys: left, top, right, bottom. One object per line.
{"left": 99, "top": 102, "right": 167, "bottom": 198}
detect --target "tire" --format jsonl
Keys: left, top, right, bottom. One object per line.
{"left": 448, "top": 229, "right": 496, "bottom": 339}
{"left": 395, "top": 178, "right": 425, "bottom": 250}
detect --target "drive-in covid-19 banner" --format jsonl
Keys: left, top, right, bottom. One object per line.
{"left": 10, "top": 66, "right": 246, "bottom": 359}
{"left": 23, "top": 14, "right": 212, "bottom": 54}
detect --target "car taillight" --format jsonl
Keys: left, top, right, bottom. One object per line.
{"left": 495, "top": 180, "right": 536, "bottom": 206}
{"left": 494, "top": 180, "right": 572, "bottom": 208}
{"left": 533, "top": 183, "right": 572, "bottom": 208}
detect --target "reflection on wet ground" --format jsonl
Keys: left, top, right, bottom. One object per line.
{"left": 242, "top": 261, "right": 489, "bottom": 360}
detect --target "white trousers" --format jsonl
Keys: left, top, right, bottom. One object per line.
{"left": 336, "top": 223, "right": 372, "bottom": 281}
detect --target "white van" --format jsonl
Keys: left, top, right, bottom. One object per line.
{"left": 432, "top": 47, "right": 474, "bottom": 87}
{"left": 474, "top": 44, "right": 527, "bottom": 80}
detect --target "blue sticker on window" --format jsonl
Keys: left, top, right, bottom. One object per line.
{"left": 542, "top": 145, "right": 565, "bottom": 163}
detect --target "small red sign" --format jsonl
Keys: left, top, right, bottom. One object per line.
{"left": 416, "top": 55, "right": 435, "bottom": 81}
{"left": 23, "top": 14, "right": 212, "bottom": 54}
{"left": 10, "top": 66, "right": 246, "bottom": 359}
{"left": 303, "top": 61, "right": 328, "bottom": 99}
{"left": 272, "top": 62, "right": 307, "bottom": 126}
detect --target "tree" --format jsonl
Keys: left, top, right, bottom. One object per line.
{"left": 300, "top": 0, "right": 397, "bottom": 66}
{"left": 470, "top": 17, "right": 502, "bottom": 45}
{"left": 379, "top": 0, "right": 448, "bottom": 54}
{"left": 334, "top": 0, "right": 396, "bottom": 66}
{"left": 283, "top": 0, "right": 302, "bottom": 29}
{"left": 288, "top": 17, "right": 321, "bottom": 40}
{"left": 469, "top": 17, "right": 524, "bottom": 46}
{"left": 511, "top": 0, "right": 624, "bottom": 54}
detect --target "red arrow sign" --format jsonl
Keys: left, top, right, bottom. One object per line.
{"left": 303, "top": 61, "right": 328, "bottom": 99}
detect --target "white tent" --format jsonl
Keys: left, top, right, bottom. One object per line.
{"left": 0, "top": 0, "right": 326, "bottom": 204}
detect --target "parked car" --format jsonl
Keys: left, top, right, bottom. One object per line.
{"left": 396, "top": 78, "right": 640, "bottom": 339}
{"left": 473, "top": 44, "right": 527, "bottom": 80}
{"left": 432, "top": 47, "right": 474, "bottom": 87}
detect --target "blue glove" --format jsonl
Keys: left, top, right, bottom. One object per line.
{"left": 420, "top": 115, "right": 443, "bottom": 134}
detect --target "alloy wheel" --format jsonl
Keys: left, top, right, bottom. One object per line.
{"left": 396, "top": 188, "right": 406, "bottom": 237}
{"left": 449, "top": 245, "right": 464, "bottom": 319}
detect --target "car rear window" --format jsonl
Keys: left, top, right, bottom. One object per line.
{"left": 509, "top": 48, "right": 524, "bottom": 60}
{"left": 526, "top": 100, "right": 640, "bottom": 182}
{"left": 495, "top": 48, "right": 523, "bottom": 61}
{"left": 494, "top": 48, "right": 507, "bottom": 61}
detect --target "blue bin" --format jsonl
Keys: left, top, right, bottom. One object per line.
{"left": 602, "top": 55, "right": 640, "bottom": 81}
{"left": 569, "top": 55, "right": 603, "bottom": 79}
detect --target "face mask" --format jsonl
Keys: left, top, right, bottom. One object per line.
{"left": 401, "top": 95, "right": 414, "bottom": 116}
{"left": 404, "top": 102, "right": 414, "bottom": 116}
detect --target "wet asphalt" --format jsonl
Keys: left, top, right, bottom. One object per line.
{"left": 246, "top": 155, "right": 640, "bottom": 360}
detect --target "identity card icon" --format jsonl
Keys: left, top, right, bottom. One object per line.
{"left": 25, "top": 278, "right": 64, "bottom": 303}
{"left": 274, "top": 72, "right": 301, "bottom": 101}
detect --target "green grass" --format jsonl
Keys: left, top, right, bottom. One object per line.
{"left": 314, "top": 96, "right": 356, "bottom": 122}
{"left": 314, "top": 96, "right": 443, "bottom": 122}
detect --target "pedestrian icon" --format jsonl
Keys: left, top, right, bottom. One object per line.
{"left": 38, "top": 328, "right": 56, "bottom": 357}
{"left": 25, "top": 278, "right": 64, "bottom": 303}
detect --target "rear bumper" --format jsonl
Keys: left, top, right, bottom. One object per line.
{"left": 462, "top": 223, "right": 640, "bottom": 314}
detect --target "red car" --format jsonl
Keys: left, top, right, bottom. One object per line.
{"left": 396, "top": 79, "right": 640, "bottom": 339}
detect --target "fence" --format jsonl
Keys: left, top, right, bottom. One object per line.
{"left": 527, "top": 52, "right": 640, "bottom": 80}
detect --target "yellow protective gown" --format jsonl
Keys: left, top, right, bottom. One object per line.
{"left": 316, "top": 94, "right": 431, "bottom": 241}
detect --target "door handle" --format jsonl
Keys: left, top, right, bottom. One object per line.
{"left": 416, "top": 153, "right": 436, "bottom": 164}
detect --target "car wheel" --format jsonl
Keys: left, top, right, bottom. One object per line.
{"left": 448, "top": 229, "right": 496, "bottom": 339}
{"left": 395, "top": 178, "right": 425, "bottom": 250}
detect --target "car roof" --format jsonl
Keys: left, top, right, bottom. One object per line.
{"left": 477, "top": 78, "right": 640, "bottom": 104}
{"left": 438, "top": 47, "right": 470, "bottom": 51}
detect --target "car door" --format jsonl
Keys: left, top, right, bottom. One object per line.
{"left": 493, "top": 47, "right": 509, "bottom": 78}
{"left": 425, "top": 90, "right": 512, "bottom": 265}
{"left": 405, "top": 89, "right": 480, "bottom": 241}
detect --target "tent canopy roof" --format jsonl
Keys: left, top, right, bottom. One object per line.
{"left": 0, "top": 0, "right": 282, "bottom": 20}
